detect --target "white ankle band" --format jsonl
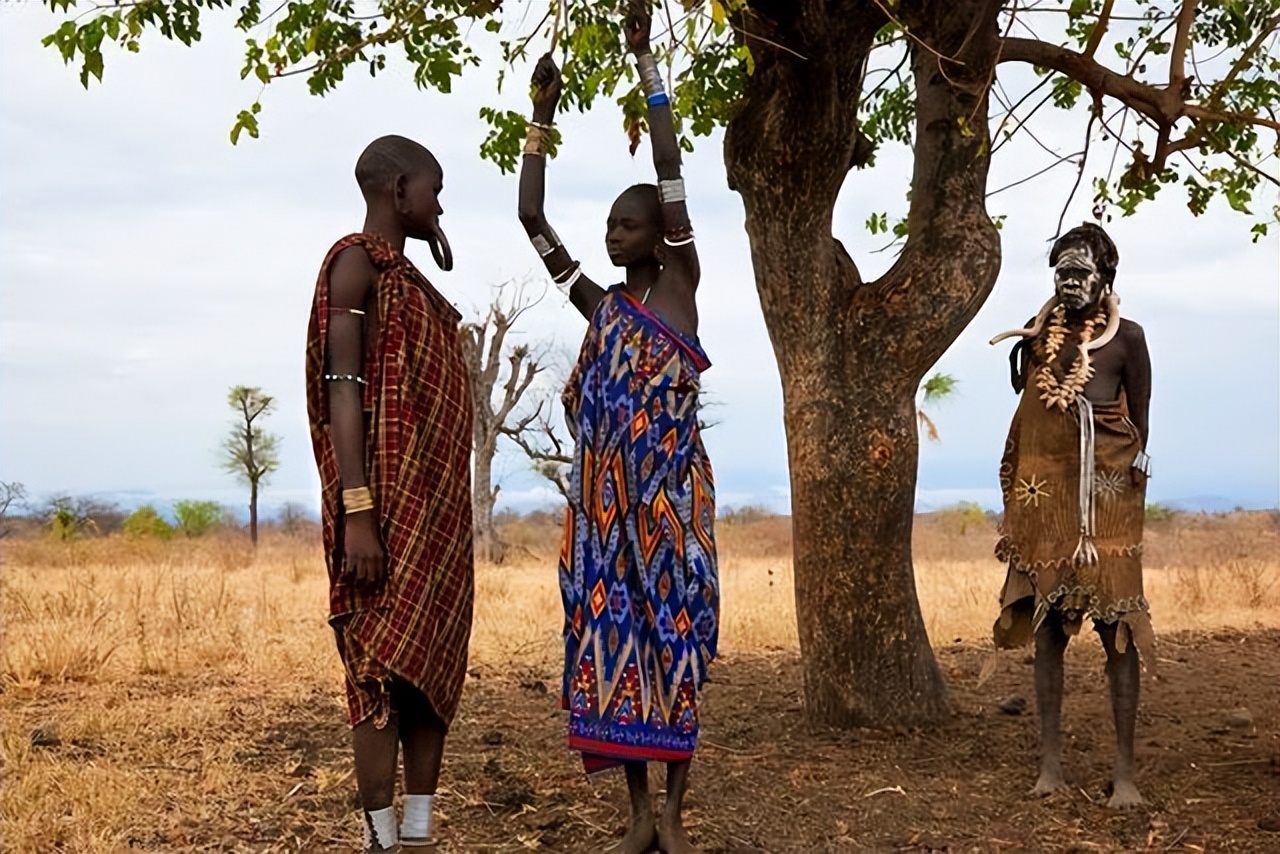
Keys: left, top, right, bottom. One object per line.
{"left": 363, "top": 805, "right": 398, "bottom": 850}
{"left": 401, "top": 793, "right": 434, "bottom": 839}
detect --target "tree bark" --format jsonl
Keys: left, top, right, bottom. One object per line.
{"left": 249, "top": 478, "right": 259, "bottom": 547}
{"left": 472, "top": 436, "right": 502, "bottom": 563}
{"left": 724, "top": 0, "right": 1003, "bottom": 727}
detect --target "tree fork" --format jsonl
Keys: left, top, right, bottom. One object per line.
{"left": 724, "top": 0, "right": 1008, "bottom": 727}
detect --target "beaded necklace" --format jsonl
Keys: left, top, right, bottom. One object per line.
{"left": 1034, "top": 303, "right": 1107, "bottom": 412}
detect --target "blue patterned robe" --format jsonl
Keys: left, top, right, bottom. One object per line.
{"left": 559, "top": 287, "right": 718, "bottom": 772}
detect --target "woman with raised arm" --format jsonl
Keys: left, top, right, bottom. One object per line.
{"left": 517, "top": 5, "right": 717, "bottom": 853}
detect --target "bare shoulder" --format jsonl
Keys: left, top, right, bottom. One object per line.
{"left": 1118, "top": 317, "right": 1147, "bottom": 346}
{"left": 329, "top": 245, "right": 378, "bottom": 306}
{"left": 330, "top": 244, "right": 377, "bottom": 280}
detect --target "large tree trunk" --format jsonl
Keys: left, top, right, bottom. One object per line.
{"left": 725, "top": 0, "right": 1004, "bottom": 727}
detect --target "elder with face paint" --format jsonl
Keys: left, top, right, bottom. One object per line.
{"left": 305, "top": 135, "right": 473, "bottom": 852}
{"left": 989, "top": 222, "right": 1154, "bottom": 810}
{"left": 516, "top": 5, "right": 718, "bottom": 853}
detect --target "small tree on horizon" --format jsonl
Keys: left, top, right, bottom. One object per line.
{"left": 221, "top": 386, "right": 280, "bottom": 547}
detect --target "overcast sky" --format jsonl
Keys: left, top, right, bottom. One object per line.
{"left": 1, "top": 5, "right": 1276, "bottom": 517}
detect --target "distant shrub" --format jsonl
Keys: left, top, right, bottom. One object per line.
{"left": 937, "top": 501, "right": 990, "bottom": 535}
{"left": 721, "top": 505, "right": 776, "bottom": 525}
{"left": 123, "top": 505, "right": 174, "bottom": 540}
{"left": 48, "top": 498, "right": 79, "bottom": 541}
{"left": 173, "top": 500, "right": 224, "bottom": 537}
{"left": 1146, "top": 503, "right": 1175, "bottom": 524}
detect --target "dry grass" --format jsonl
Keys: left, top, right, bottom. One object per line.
{"left": 2, "top": 513, "right": 1277, "bottom": 851}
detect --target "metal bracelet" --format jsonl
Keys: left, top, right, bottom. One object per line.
{"left": 552, "top": 262, "right": 582, "bottom": 296}
{"left": 341, "top": 486, "right": 374, "bottom": 514}
{"left": 552, "top": 262, "right": 586, "bottom": 299}
{"left": 1132, "top": 450, "right": 1152, "bottom": 478}
{"left": 530, "top": 233, "right": 559, "bottom": 257}
{"left": 636, "top": 53, "right": 663, "bottom": 96}
{"left": 658, "top": 178, "right": 686, "bottom": 203}
{"left": 323, "top": 373, "right": 367, "bottom": 384}
{"left": 552, "top": 261, "right": 580, "bottom": 284}
{"left": 556, "top": 264, "right": 584, "bottom": 296}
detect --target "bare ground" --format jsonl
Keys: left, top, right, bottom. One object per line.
{"left": 7, "top": 628, "right": 1278, "bottom": 853}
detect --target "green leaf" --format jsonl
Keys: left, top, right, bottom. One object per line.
{"left": 230, "top": 105, "right": 261, "bottom": 144}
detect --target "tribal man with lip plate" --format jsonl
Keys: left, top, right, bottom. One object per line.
{"left": 306, "top": 135, "right": 473, "bottom": 852}
{"left": 990, "top": 222, "right": 1154, "bottom": 809}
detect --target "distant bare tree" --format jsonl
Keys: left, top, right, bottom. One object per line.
{"left": 221, "top": 386, "right": 280, "bottom": 547}
{"left": 508, "top": 375, "right": 721, "bottom": 504}
{"left": 459, "top": 284, "right": 545, "bottom": 563}
{"left": 277, "top": 502, "right": 318, "bottom": 539}
{"left": 504, "top": 396, "right": 573, "bottom": 502}
{"left": 0, "top": 481, "right": 27, "bottom": 538}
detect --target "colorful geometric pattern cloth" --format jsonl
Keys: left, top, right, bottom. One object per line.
{"left": 559, "top": 287, "right": 718, "bottom": 773}
{"left": 305, "top": 233, "right": 475, "bottom": 730}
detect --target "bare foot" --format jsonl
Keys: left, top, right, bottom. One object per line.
{"left": 1030, "top": 767, "right": 1069, "bottom": 798}
{"left": 603, "top": 813, "right": 656, "bottom": 854}
{"left": 656, "top": 814, "right": 701, "bottom": 854}
{"left": 1106, "top": 778, "right": 1145, "bottom": 810}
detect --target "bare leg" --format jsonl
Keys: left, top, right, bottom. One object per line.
{"left": 394, "top": 680, "right": 446, "bottom": 795}
{"left": 353, "top": 717, "right": 400, "bottom": 811}
{"left": 1032, "top": 615, "right": 1070, "bottom": 797}
{"left": 656, "top": 760, "right": 700, "bottom": 854}
{"left": 605, "top": 762, "right": 655, "bottom": 854}
{"left": 1098, "top": 622, "right": 1144, "bottom": 808}
{"left": 352, "top": 716, "right": 400, "bottom": 851}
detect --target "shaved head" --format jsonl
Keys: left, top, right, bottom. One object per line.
{"left": 614, "top": 183, "right": 661, "bottom": 227}
{"left": 355, "top": 135, "right": 440, "bottom": 198}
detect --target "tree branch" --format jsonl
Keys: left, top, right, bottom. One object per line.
{"left": 1083, "top": 0, "right": 1115, "bottom": 60}
{"left": 494, "top": 351, "right": 541, "bottom": 426}
{"left": 1183, "top": 104, "right": 1280, "bottom": 134}
{"left": 1000, "top": 37, "right": 1172, "bottom": 122}
{"left": 1207, "top": 13, "right": 1280, "bottom": 105}
{"left": 1168, "top": 0, "right": 1198, "bottom": 93}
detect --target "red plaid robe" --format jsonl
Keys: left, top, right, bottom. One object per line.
{"left": 305, "top": 233, "right": 474, "bottom": 728}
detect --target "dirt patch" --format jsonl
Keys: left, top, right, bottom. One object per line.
{"left": 436, "top": 629, "right": 1280, "bottom": 853}
{"left": 9, "top": 630, "right": 1275, "bottom": 852}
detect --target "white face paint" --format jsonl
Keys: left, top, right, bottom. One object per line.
{"left": 1053, "top": 245, "right": 1102, "bottom": 311}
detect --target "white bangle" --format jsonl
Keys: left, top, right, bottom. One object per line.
{"left": 553, "top": 263, "right": 582, "bottom": 297}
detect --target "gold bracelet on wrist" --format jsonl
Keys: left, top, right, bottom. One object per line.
{"left": 342, "top": 486, "right": 374, "bottom": 514}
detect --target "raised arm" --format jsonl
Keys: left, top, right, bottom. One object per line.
{"left": 625, "top": 1, "right": 699, "bottom": 290}
{"left": 325, "top": 247, "right": 387, "bottom": 589}
{"left": 517, "top": 54, "right": 605, "bottom": 321}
